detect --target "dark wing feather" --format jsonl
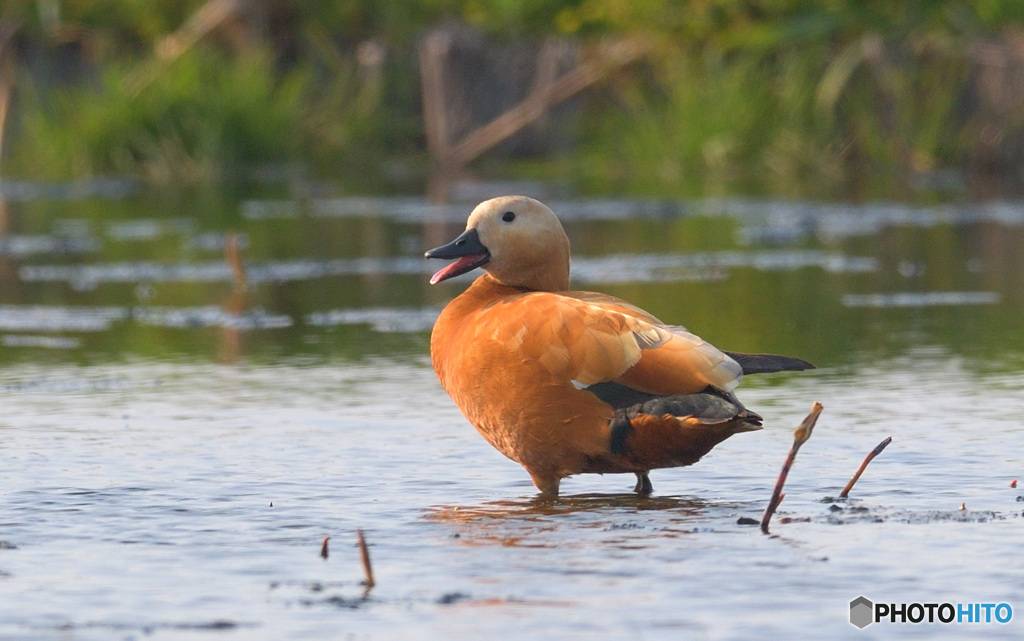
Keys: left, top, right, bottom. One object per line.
{"left": 585, "top": 381, "right": 658, "bottom": 409}
{"left": 724, "top": 352, "right": 815, "bottom": 375}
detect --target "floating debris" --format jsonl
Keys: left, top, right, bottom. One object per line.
{"left": 240, "top": 199, "right": 303, "bottom": 220}
{"left": 304, "top": 595, "right": 366, "bottom": 609}
{"left": 243, "top": 195, "right": 1024, "bottom": 243}
{"left": 437, "top": 592, "right": 471, "bottom": 605}
{"left": 106, "top": 218, "right": 195, "bottom": 242}
{"left": 0, "top": 304, "right": 291, "bottom": 333}
{"left": 19, "top": 257, "right": 427, "bottom": 288}
{"left": 310, "top": 196, "right": 456, "bottom": 221}
{"left": 185, "top": 232, "right": 250, "bottom": 253}
{"left": 18, "top": 248, "right": 877, "bottom": 290}
{"left": 842, "top": 291, "right": 1000, "bottom": 308}
{"left": 132, "top": 306, "right": 293, "bottom": 330}
{"left": 777, "top": 516, "right": 812, "bottom": 524}
{"left": 19, "top": 261, "right": 236, "bottom": 290}
{"left": 40, "top": 619, "right": 252, "bottom": 634}
{"left": 305, "top": 307, "right": 442, "bottom": 333}
{"left": 320, "top": 536, "right": 329, "bottom": 560}
{"left": 0, "top": 177, "right": 138, "bottom": 201}
{"left": 569, "top": 250, "right": 875, "bottom": 285}
{"left": 0, "top": 234, "right": 99, "bottom": 257}
{"left": 0, "top": 305, "right": 128, "bottom": 332}
{"left": 897, "top": 260, "right": 927, "bottom": 278}
{"left": 0, "top": 376, "right": 142, "bottom": 394}
{"left": 728, "top": 198, "right": 1024, "bottom": 243}
{"left": 824, "top": 506, "right": 1008, "bottom": 525}
{"left": 1, "top": 334, "right": 82, "bottom": 349}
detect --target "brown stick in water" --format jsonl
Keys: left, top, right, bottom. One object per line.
{"left": 839, "top": 436, "right": 892, "bottom": 498}
{"left": 357, "top": 529, "right": 375, "bottom": 589}
{"left": 761, "top": 402, "right": 824, "bottom": 534}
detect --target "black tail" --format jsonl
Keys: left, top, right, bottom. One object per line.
{"left": 725, "top": 351, "right": 816, "bottom": 375}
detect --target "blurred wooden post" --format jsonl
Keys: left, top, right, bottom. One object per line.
{"left": 419, "top": 33, "right": 646, "bottom": 200}
{"left": 528, "top": 40, "right": 565, "bottom": 133}
{"left": 0, "top": 20, "right": 18, "bottom": 179}
{"left": 129, "top": 0, "right": 261, "bottom": 95}
{"left": 218, "top": 233, "right": 248, "bottom": 364}
{"left": 419, "top": 30, "right": 454, "bottom": 169}
{"left": 156, "top": 0, "right": 248, "bottom": 62}
{"left": 0, "top": 20, "right": 18, "bottom": 244}
{"left": 446, "top": 40, "right": 645, "bottom": 168}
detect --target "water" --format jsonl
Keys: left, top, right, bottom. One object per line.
{"left": 0, "top": 184, "right": 1022, "bottom": 639}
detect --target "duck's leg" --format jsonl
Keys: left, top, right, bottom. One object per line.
{"left": 633, "top": 472, "right": 653, "bottom": 495}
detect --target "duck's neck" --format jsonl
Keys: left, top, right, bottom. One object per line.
{"left": 484, "top": 250, "right": 570, "bottom": 292}
{"left": 486, "top": 267, "right": 568, "bottom": 293}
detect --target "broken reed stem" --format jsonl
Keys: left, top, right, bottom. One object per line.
{"left": 357, "top": 529, "right": 375, "bottom": 589}
{"left": 839, "top": 436, "right": 893, "bottom": 498}
{"left": 224, "top": 232, "right": 247, "bottom": 292}
{"left": 761, "top": 402, "right": 824, "bottom": 534}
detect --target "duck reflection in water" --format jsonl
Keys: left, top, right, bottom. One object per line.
{"left": 425, "top": 493, "right": 751, "bottom": 548}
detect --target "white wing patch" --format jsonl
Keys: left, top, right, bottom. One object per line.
{"left": 632, "top": 325, "right": 670, "bottom": 350}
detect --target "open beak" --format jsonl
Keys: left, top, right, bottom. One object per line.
{"left": 424, "top": 228, "right": 491, "bottom": 284}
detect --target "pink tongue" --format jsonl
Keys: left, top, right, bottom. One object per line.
{"left": 430, "top": 255, "right": 482, "bottom": 284}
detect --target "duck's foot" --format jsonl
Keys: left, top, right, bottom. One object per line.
{"left": 634, "top": 472, "right": 653, "bottom": 495}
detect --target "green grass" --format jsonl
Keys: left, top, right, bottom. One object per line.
{"left": 1, "top": 9, "right": 1016, "bottom": 198}
{"left": 569, "top": 35, "right": 973, "bottom": 199}
{"left": 8, "top": 46, "right": 384, "bottom": 185}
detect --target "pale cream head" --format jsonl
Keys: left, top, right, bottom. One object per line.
{"left": 466, "top": 196, "right": 571, "bottom": 292}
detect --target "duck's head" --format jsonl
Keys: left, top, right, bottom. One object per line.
{"left": 425, "top": 196, "right": 570, "bottom": 292}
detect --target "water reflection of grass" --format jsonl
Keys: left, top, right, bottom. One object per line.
{"left": 2, "top": 190, "right": 1023, "bottom": 372}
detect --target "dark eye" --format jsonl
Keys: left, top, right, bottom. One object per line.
{"left": 502, "top": 211, "right": 515, "bottom": 223}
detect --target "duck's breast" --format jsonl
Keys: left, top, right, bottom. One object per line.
{"left": 431, "top": 287, "right": 630, "bottom": 471}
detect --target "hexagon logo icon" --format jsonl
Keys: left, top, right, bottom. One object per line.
{"left": 850, "top": 596, "right": 874, "bottom": 629}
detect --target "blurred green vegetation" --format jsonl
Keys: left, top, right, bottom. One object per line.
{"left": 15, "top": 52, "right": 302, "bottom": 181}
{"left": 3, "top": 0, "right": 1024, "bottom": 196}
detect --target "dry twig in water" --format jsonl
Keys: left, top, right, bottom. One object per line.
{"left": 839, "top": 436, "right": 892, "bottom": 498}
{"left": 357, "top": 529, "right": 375, "bottom": 589}
{"left": 761, "top": 402, "right": 824, "bottom": 534}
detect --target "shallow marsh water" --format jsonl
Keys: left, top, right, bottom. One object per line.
{"left": 0, "top": 184, "right": 1022, "bottom": 639}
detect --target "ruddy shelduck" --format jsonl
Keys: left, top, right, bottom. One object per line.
{"left": 426, "top": 196, "right": 813, "bottom": 497}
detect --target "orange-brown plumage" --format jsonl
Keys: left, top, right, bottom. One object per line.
{"left": 427, "top": 196, "right": 813, "bottom": 496}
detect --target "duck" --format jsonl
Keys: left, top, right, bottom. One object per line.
{"left": 425, "top": 196, "right": 814, "bottom": 497}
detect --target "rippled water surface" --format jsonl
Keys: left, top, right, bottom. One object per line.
{"left": 1, "top": 185, "right": 1022, "bottom": 639}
